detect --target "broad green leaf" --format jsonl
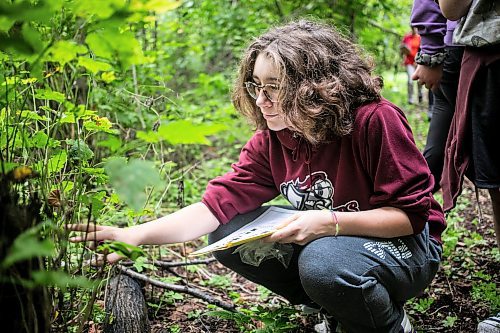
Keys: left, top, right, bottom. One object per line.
{"left": 78, "top": 57, "right": 112, "bottom": 74}
{"left": 86, "top": 29, "right": 146, "bottom": 68}
{"left": 98, "top": 240, "right": 145, "bottom": 261}
{"left": 31, "top": 131, "right": 60, "bottom": 149}
{"left": 96, "top": 135, "right": 122, "bottom": 153}
{"left": 132, "top": 0, "right": 182, "bottom": 14}
{"left": 136, "top": 130, "right": 162, "bottom": 143}
{"left": 105, "top": 157, "right": 161, "bottom": 211}
{"left": 1, "top": 229, "right": 55, "bottom": 269}
{"left": 0, "top": 162, "right": 18, "bottom": 174}
{"left": 19, "top": 110, "right": 49, "bottom": 121}
{"left": 83, "top": 115, "right": 116, "bottom": 133}
{"left": 100, "top": 71, "right": 116, "bottom": 83}
{"left": 36, "top": 150, "right": 68, "bottom": 176}
{"left": 31, "top": 131, "right": 49, "bottom": 148}
{"left": 67, "top": 139, "right": 94, "bottom": 162}
{"left": 21, "top": 23, "right": 45, "bottom": 53}
{"left": 157, "top": 120, "right": 227, "bottom": 145}
{"left": 70, "top": 0, "right": 125, "bottom": 20}
{"left": 0, "top": 16, "right": 15, "bottom": 31}
{"left": 60, "top": 180, "right": 74, "bottom": 193}
{"left": 48, "top": 40, "right": 87, "bottom": 66}
{"left": 31, "top": 270, "right": 96, "bottom": 291}
{"left": 35, "top": 89, "right": 66, "bottom": 103}
{"left": 59, "top": 112, "right": 76, "bottom": 124}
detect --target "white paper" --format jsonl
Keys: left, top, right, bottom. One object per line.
{"left": 190, "top": 207, "right": 296, "bottom": 256}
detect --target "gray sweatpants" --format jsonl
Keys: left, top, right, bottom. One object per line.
{"left": 208, "top": 206, "right": 442, "bottom": 333}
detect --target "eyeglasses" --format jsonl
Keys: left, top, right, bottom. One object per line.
{"left": 244, "top": 82, "right": 280, "bottom": 103}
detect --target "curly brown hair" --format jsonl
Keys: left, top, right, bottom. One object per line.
{"left": 232, "top": 19, "right": 383, "bottom": 145}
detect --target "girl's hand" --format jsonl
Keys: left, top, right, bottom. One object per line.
{"left": 66, "top": 224, "right": 139, "bottom": 263}
{"left": 266, "top": 210, "right": 335, "bottom": 245}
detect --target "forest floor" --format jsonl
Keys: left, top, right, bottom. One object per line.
{"left": 137, "top": 179, "right": 498, "bottom": 333}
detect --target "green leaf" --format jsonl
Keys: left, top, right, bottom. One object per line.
{"left": 67, "top": 139, "right": 94, "bottom": 162}
{"left": 1, "top": 229, "right": 56, "bottom": 269}
{"left": 78, "top": 57, "right": 112, "bottom": 74}
{"left": 98, "top": 240, "right": 145, "bottom": 261}
{"left": 83, "top": 115, "right": 116, "bottom": 133}
{"left": 31, "top": 131, "right": 60, "bottom": 149}
{"left": 35, "top": 150, "right": 68, "bottom": 176}
{"left": 59, "top": 112, "right": 76, "bottom": 124}
{"left": 96, "top": 135, "right": 122, "bottom": 153}
{"left": 0, "top": 162, "right": 18, "bottom": 174}
{"left": 157, "top": 120, "right": 226, "bottom": 145}
{"left": 86, "top": 29, "right": 146, "bottom": 68}
{"left": 21, "top": 23, "right": 45, "bottom": 53}
{"left": 70, "top": 0, "right": 125, "bottom": 20}
{"left": 31, "top": 270, "right": 96, "bottom": 291}
{"left": 35, "top": 89, "right": 66, "bottom": 103}
{"left": 135, "top": 0, "right": 182, "bottom": 14}
{"left": 100, "top": 71, "right": 116, "bottom": 83}
{"left": 19, "top": 110, "right": 49, "bottom": 121}
{"left": 48, "top": 40, "right": 87, "bottom": 66}
{"left": 104, "top": 157, "right": 162, "bottom": 211}
{"left": 136, "top": 130, "right": 162, "bottom": 143}
{"left": 0, "top": 16, "right": 16, "bottom": 31}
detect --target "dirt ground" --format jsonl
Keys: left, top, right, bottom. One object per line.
{"left": 131, "top": 179, "right": 498, "bottom": 333}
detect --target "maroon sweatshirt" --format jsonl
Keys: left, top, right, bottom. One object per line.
{"left": 202, "top": 99, "right": 446, "bottom": 242}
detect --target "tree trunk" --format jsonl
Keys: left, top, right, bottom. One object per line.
{"left": 104, "top": 273, "right": 150, "bottom": 333}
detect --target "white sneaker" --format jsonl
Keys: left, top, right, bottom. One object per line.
{"left": 400, "top": 309, "right": 415, "bottom": 333}
{"left": 313, "top": 312, "right": 342, "bottom": 333}
{"left": 478, "top": 313, "right": 500, "bottom": 333}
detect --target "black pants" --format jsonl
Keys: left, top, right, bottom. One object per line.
{"left": 423, "top": 46, "right": 464, "bottom": 192}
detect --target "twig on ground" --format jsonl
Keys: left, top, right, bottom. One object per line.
{"left": 117, "top": 265, "right": 236, "bottom": 312}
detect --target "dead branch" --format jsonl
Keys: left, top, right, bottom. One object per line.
{"left": 117, "top": 265, "right": 236, "bottom": 312}
{"left": 120, "top": 258, "right": 217, "bottom": 268}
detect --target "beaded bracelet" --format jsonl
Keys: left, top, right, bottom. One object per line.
{"left": 415, "top": 51, "right": 447, "bottom": 68}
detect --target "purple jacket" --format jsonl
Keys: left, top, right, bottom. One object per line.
{"left": 411, "top": 0, "right": 459, "bottom": 54}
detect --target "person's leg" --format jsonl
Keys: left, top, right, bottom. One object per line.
{"left": 427, "top": 89, "right": 434, "bottom": 120}
{"left": 488, "top": 188, "right": 500, "bottom": 247}
{"left": 208, "top": 207, "right": 311, "bottom": 305}
{"left": 406, "top": 64, "right": 415, "bottom": 104}
{"left": 298, "top": 225, "right": 441, "bottom": 333}
{"left": 417, "top": 77, "right": 423, "bottom": 104}
{"left": 423, "top": 47, "right": 464, "bottom": 192}
{"left": 469, "top": 57, "right": 500, "bottom": 247}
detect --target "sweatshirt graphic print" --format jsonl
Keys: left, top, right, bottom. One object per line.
{"left": 280, "top": 171, "right": 359, "bottom": 213}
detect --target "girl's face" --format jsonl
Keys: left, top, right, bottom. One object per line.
{"left": 252, "top": 53, "right": 288, "bottom": 131}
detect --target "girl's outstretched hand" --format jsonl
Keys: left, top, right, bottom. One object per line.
{"left": 66, "top": 224, "right": 139, "bottom": 264}
{"left": 266, "top": 210, "right": 335, "bottom": 245}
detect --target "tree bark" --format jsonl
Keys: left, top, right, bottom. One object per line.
{"left": 104, "top": 273, "right": 150, "bottom": 333}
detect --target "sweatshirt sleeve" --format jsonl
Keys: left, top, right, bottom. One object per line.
{"left": 357, "top": 102, "right": 435, "bottom": 234}
{"left": 411, "top": 0, "right": 447, "bottom": 54}
{"left": 201, "top": 131, "right": 280, "bottom": 224}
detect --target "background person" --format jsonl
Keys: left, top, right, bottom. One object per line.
{"left": 439, "top": 0, "right": 500, "bottom": 330}
{"left": 411, "top": 0, "right": 464, "bottom": 193}
{"left": 400, "top": 27, "right": 423, "bottom": 104}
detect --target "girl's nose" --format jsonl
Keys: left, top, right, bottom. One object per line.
{"left": 255, "top": 89, "right": 272, "bottom": 107}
